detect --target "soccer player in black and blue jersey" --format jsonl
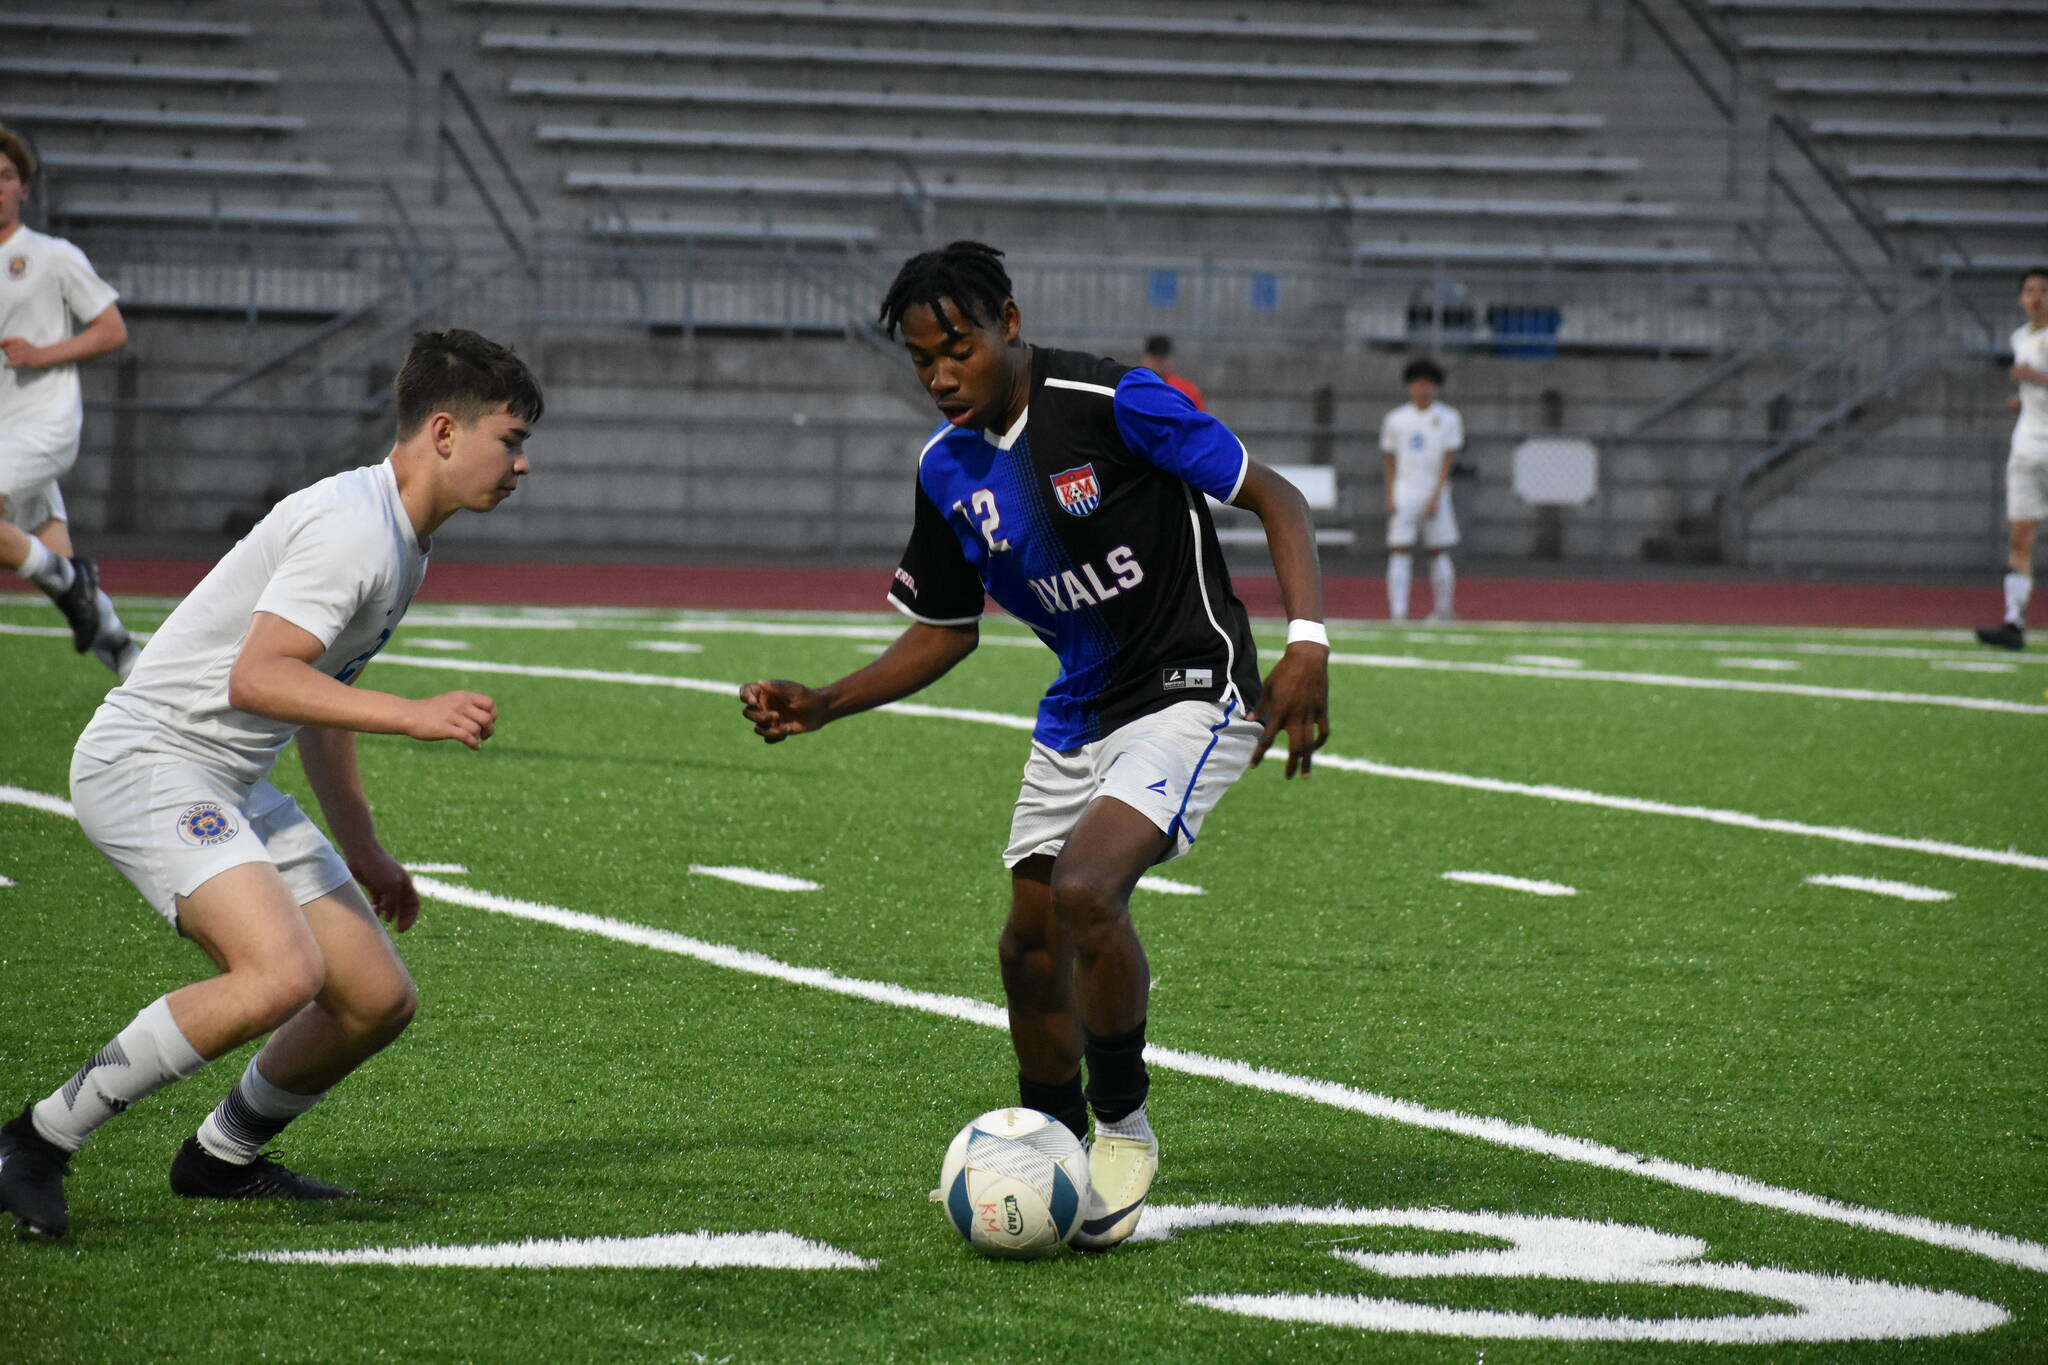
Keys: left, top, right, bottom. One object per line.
{"left": 741, "top": 241, "right": 1329, "bottom": 1251}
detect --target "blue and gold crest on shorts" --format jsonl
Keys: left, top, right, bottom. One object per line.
{"left": 176, "top": 802, "right": 238, "bottom": 847}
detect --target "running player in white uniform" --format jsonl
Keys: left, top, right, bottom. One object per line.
{"left": 0, "top": 124, "right": 137, "bottom": 676}
{"left": 0, "top": 329, "right": 542, "bottom": 1239}
{"left": 1379, "top": 358, "right": 1464, "bottom": 623}
{"left": 1977, "top": 266, "right": 2048, "bottom": 651}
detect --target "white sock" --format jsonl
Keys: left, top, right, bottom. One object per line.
{"left": 16, "top": 538, "right": 72, "bottom": 596}
{"left": 1387, "top": 552, "right": 1413, "bottom": 620}
{"left": 1431, "top": 554, "right": 1456, "bottom": 615}
{"left": 196, "top": 1056, "right": 326, "bottom": 1165}
{"left": 32, "top": 996, "right": 208, "bottom": 1153}
{"left": 2006, "top": 572, "right": 2032, "bottom": 627}
{"left": 1096, "top": 1104, "right": 1154, "bottom": 1144}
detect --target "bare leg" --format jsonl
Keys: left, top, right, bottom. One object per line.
{"left": 170, "top": 862, "right": 329, "bottom": 1059}
{"left": 1047, "top": 796, "right": 1170, "bottom": 1040}
{"left": 2010, "top": 519, "right": 2038, "bottom": 576}
{"left": 1000, "top": 856, "right": 1080, "bottom": 1084}
{"left": 252, "top": 881, "right": 417, "bottom": 1094}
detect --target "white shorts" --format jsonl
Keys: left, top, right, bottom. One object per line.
{"left": 69, "top": 749, "right": 353, "bottom": 928}
{"left": 0, "top": 420, "right": 79, "bottom": 528}
{"left": 0, "top": 473, "right": 66, "bottom": 531}
{"left": 2008, "top": 454, "right": 2048, "bottom": 524}
{"left": 1388, "top": 488, "right": 1458, "bottom": 550}
{"left": 1002, "top": 699, "right": 1260, "bottom": 868}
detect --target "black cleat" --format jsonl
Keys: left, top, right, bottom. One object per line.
{"left": 0, "top": 1104, "right": 72, "bottom": 1239}
{"left": 1975, "top": 622, "right": 2026, "bottom": 651}
{"left": 49, "top": 556, "right": 102, "bottom": 653}
{"left": 170, "top": 1139, "right": 351, "bottom": 1201}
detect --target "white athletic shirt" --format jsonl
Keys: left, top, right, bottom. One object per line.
{"left": 1380, "top": 400, "right": 1465, "bottom": 499}
{"left": 77, "top": 460, "right": 428, "bottom": 786}
{"left": 0, "top": 224, "right": 119, "bottom": 457}
{"left": 2011, "top": 321, "right": 2048, "bottom": 457}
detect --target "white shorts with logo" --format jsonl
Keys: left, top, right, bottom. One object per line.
{"left": 1002, "top": 699, "right": 1260, "bottom": 868}
{"left": 2008, "top": 447, "right": 2048, "bottom": 523}
{"left": 0, "top": 418, "right": 80, "bottom": 530}
{"left": 1387, "top": 487, "right": 1458, "bottom": 550}
{"left": 69, "top": 749, "right": 353, "bottom": 927}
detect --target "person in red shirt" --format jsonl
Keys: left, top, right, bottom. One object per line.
{"left": 1142, "top": 335, "right": 1205, "bottom": 411}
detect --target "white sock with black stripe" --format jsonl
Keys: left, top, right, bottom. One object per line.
{"left": 32, "top": 996, "right": 207, "bottom": 1153}
{"left": 2006, "top": 572, "right": 2032, "bottom": 627}
{"left": 196, "top": 1057, "right": 327, "bottom": 1165}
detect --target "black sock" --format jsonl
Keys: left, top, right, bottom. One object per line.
{"left": 1082, "top": 1021, "right": 1149, "bottom": 1125}
{"left": 1019, "top": 1070, "right": 1088, "bottom": 1141}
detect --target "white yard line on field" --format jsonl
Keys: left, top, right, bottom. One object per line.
{"left": 1804, "top": 874, "right": 1954, "bottom": 903}
{"left": 1325, "top": 652, "right": 2048, "bottom": 716}
{"left": 366, "top": 655, "right": 2048, "bottom": 874}
{"left": 3, "top": 781, "right": 2041, "bottom": 1275}
{"left": 690, "top": 865, "right": 821, "bottom": 892}
{"left": 1442, "top": 871, "right": 1578, "bottom": 896}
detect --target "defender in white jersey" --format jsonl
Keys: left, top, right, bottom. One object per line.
{"left": 1977, "top": 266, "right": 2048, "bottom": 650}
{"left": 0, "top": 125, "right": 138, "bottom": 676}
{"left": 1379, "top": 357, "right": 1464, "bottom": 622}
{"left": 0, "top": 329, "right": 543, "bottom": 1240}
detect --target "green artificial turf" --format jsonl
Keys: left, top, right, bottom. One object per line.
{"left": 2, "top": 598, "right": 2042, "bottom": 1362}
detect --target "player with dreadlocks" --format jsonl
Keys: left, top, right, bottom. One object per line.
{"left": 742, "top": 240, "right": 1330, "bottom": 1251}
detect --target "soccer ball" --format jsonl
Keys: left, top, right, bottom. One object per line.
{"left": 934, "top": 1107, "right": 1091, "bottom": 1259}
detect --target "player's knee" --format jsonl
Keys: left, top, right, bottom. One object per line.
{"left": 244, "top": 952, "right": 327, "bottom": 1031}
{"left": 1047, "top": 866, "right": 1125, "bottom": 936}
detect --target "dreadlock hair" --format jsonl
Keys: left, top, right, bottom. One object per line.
{"left": 876, "top": 240, "right": 1014, "bottom": 340}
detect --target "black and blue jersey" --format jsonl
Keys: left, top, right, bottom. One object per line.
{"left": 888, "top": 345, "right": 1263, "bottom": 750}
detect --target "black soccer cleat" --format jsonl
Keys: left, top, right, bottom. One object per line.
{"left": 49, "top": 555, "right": 104, "bottom": 653}
{"left": 0, "top": 1103, "right": 72, "bottom": 1239}
{"left": 169, "top": 1138, "right": 351, "bottom": 1201}
{"left": 1975, "top": 622, "right": 2026, "bottom": 651}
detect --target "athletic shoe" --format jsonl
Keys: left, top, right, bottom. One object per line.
{"left": 169, "top": 1139, "right": 351, "bottom": 1200}
{"left": 1976, "top": 623, "right": 2025, "bottom": 650}
{"left": 0, "top": 1104, "right": 72, "bottom": 1239}
{"left": 1070, "top": 1130, "right": 1158, "bottom": 1252}
{"left": 49, "top": 556, "right": 102, "bottom": 653}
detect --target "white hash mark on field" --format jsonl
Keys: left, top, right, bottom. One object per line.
{"left": 1930, "top": 660, "right": 2017, "bottom": 674}
{"left": 1804, "top": 874, "right": 1954, "bottom": 903}
{"left": 398, "top": 638, "right": 472, "bottom": 651}
{"left": 239, "top": 1231, "right": 874, "bottom": 1270}
{"left": 690, "top": 865, "right": 821, "bottom": 892}
{"left": 1442, "top": 871, "right": 1577, "bottom": 897}
{"left": 630, "top": 640, "right": 705, "bottom": 654}
{"left": 1716, "top": 657, "right": 1803, "bottom": 671}
{"left": 401, "top": 863, "right": 470, "bottom": 875}
{"left": 1136, "top": 875, "right": 1204, "bottom": 896}
{"left": 0, "top": 874, "right": 13, "bottom": 888}
{"left": 1324, "top": 651, "right": 2048, "bottom": 715}
{"left": 1503, "top": 655, "right": 1585, "bottom": 669}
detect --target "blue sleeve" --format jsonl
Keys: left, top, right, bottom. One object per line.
{"left": 1111, "top": 368, "right": 1249, "bottom": 504}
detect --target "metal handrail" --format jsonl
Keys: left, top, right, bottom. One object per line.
{"left": 1766, "top": 114, "right": 1892, "bottom": 263}
{"left": 436, "top": 69, "right": 539, "bottom": 220}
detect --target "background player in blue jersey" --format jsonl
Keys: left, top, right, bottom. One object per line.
{"left": 741, "top": 241, "right": 1329, "bottom": 1251}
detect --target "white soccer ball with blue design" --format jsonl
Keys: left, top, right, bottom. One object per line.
{"left": 935, "top": 1107, "right": 1091, "bottom": 1259}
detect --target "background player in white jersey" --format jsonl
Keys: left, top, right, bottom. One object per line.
{"left": 1977, "top": 266, "right": 2048, "bottom": 651}
{"left": 0, "top": 125, "right": 137, "bottom": 676}
{"left": 1379, "top": 358, "right": 1464, "bottom": 623}
{"left": 742, "top": 241, "right": 1329, "bottom": 1252}
{"left": 0, "top": 329, "right": 542, "bottom": 1240}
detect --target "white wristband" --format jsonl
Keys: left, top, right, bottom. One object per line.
{"left": 1286, "top": 619, "right": 1329, "bottom": 648}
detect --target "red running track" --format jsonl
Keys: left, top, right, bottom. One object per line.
{"left": 2, "top": 559, "right": 2001, "bottom": 629}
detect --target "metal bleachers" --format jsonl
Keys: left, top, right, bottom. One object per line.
{"left": 479, "top": 32, "right": 1573, "bottom": 90}
{"left": 537, "top": 125, "right": 1639, "bottom": 179}
{"left": 0, "top": 103, "right": 306, "bottom": 136}
{"left": 0, "top": 57, "right": 278, "bottom": 88}
{"left": 0, "top": 12, "right": 253, "bottom": 42}
{"left": 508, "top": 79, "right": 1607, "bottom": 134}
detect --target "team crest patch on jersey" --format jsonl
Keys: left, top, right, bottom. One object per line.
{"left": 5, "top": 255, "right": 25, "bottom": 281}
{"left": 1050, "top": 465, "right": 1101, "bottom": 517}
{"left": 176, "top": 803, "right": 239, "bottom": 847}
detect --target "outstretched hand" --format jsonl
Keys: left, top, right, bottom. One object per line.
{"left": 348, "top": 843, "right": 420, "bottom": 933}
{"left": 741, "top": 679, "right": 830, "bottom": 743}
{"left": 1246, "top": 643, "right": 1331, "bottom": 778}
